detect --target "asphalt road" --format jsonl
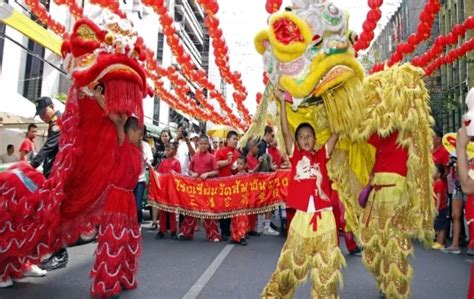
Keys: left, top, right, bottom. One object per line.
{"left": 0, "top": 222, "right": 470, "bottom": 299}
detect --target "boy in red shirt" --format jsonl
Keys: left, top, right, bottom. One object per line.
{"left": 262, "top": 97, "right": 341, "bottom": 298}
{"left": 179, "top": 135, "right": 220, "bottom": 242}
{"left": 156, "top": 143, "right": 181, "bottom": 239}
{"left": 215, "top": 131, "right": 241, "bottom": 241}
{"left": 433, "top": 164, "right": 448, "bottom": 249}
{"left": 19, "top": 124, "right": 37, "bottom": 161}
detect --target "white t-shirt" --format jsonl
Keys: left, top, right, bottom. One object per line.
{"left": 138, "top": 141, "right": 154, "bottom": 182}
{"left": 177, "top": 140, "right": 190, "bottom": 175}
{"left": 0, "top": 153, "right": 19, "bottom": 163}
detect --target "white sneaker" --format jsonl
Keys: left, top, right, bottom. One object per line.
{"left": 211, "top": 238, "right": 220, "bottom": 243}
{"left": 24, "top": 265, "right": 47, "bottom": 277}
{"left": 263, "top": 226, "right": 280, "bottom": 236}
{"left": 0, "top": 277, "right": 13, "bottom": 288}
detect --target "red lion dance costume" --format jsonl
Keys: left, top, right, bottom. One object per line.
{"left": 0, "top": 10, "right": 149, "bottom": 298}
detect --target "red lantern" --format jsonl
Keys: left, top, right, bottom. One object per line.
{"left": 367, "top": 9, "right": 382, "bottom": 22}
{"left": 452, "top": 24, "right": 466, "bottom": 38}
{"left": 368, "top": 0, "right": 383, "bottom": 9}
{"left": 363, "top": 20, "right": 377, "bottom": 32}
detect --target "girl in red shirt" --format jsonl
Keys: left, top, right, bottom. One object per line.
{"left": 262, "top": 97, "right": 342, "bottom": 298}
{"left": 156, "top": 143, "right": 181, "bottom": 239}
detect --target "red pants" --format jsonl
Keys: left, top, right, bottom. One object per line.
{"left": 159, "top": 211, "right": 177, "bottom": 234}
{"left": 180, "top": 216, "right": 220, "bottom": 240}
{"left": 231, "top": 215, "right": 249, "bottom": 242}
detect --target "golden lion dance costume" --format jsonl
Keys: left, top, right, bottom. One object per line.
{"left": 0, "top": 10, "right": 149, "bottom": 298}
{"left": 247, "top": 1, "right": 435, "bottom": 298}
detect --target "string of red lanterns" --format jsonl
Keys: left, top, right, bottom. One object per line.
{"left": 141, "top": 0, "right": 245, "bottom": 129}
{"left": 370, "top": 0, "right": 441, "bottom": 73}
{"left": 196, "top": 0, "right": 251, "bottom": 124}
{"left": 423, "top": 37, "right": 474, "bottom": 76}
{"left": 53, "top": 0, "right": 83, "bottom": 20}
{"left": 353, "top": 0, "right": 384, "bottom": 54}
{"left": 88, "top": 0, "right": 126, "bottom": 19}
{"left": 24, "top": 0, "right": 66, "bottom": 36}
{"left": 33, "top": 0, "right": 239, "bottom": 128}
{"left": 412, "top": 15, "right": 474, "bottom": 68}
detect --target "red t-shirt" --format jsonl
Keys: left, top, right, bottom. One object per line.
{"left": 268, "top": 146, "right": 283, "bottom": 167}
{"left": 434, "top": 178, "right": 447, "bottom": 211}
{"left": 247, "top": 153, "right": 258, "bottom": 171}
{"left": 157, "top": 157, "right": 182, "bottom": 174}
{"left": 287, "top": 145, "right": 332, "bottom": 212}
{"left": 368, "top": 132, "right": 408, "bottom": 176}
{"left": 19, "top": 138, "right": 35, "bottom": 155}
{"left": 433, "top": 145, "right": 449, "bottom": 166}
{"left": 189, "top": 151, "right": 218, "bottom": 176}
{"left": 215, "top": 146, "right": 240, "bottom": 177}
{"left": 113, "top": 140, "right": 142, "bottom": 189}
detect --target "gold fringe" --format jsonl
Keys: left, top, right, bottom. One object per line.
{"left": 147, "top": 201, "right": 282, "bottom": 220}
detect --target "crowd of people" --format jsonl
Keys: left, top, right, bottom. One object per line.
{"left": 432, "top": 128, "right": 474, "bottom": 256}
{"left": 143, "top": 120, "right": 289, "bottom": 246}
{"left": 3, "top": 93, "right": 473, "bottom": 297}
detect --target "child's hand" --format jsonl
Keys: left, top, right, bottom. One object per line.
{"left": 200, "top": 173, "right": 209, "bottom": 179}
{"left": 191, "top": 172, "right": 199, "bottom": 178}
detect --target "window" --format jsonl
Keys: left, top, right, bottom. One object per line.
{"left": 153, "top": 96, "right": 160, "bottom": 126}
{"left": 22, "top": 39, "right": 45, "bottom": 101}
{"left": 156, "top": 32, "right": 164, "bottom": 64}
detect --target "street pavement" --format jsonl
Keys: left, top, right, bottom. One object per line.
{"left": 0, "top": 221, "right": 470, "bottom": 299}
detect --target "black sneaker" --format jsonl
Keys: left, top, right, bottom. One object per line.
{"left": 240, "top": 238, "right": 247, "bottom": 246}
{"left": 155, "top": 232, "right": 164, "bottom": 239}
{"left": 40, "top": 248, "right": 68, "bottom": 271}
{"left": 170, "top": 232, "right": 177, "bottom": 240}
{"left": 221, "top": 234, "right": 229, "bottom": 242}
{"left": 247, "top": 230, "right": 261, "bottom": 237}
{"left": 178, "top": 233, "right": 192, "bottom": 241}
{"left": 349, "top": 247, "right": 363, "bottom": 256}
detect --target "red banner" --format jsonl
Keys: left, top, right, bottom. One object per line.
{"left": 148, "top": 170, "right": 290, "bottom": 219}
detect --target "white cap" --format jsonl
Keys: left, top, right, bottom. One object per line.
{"left": 190, "top": 133, "right": 199, "bottom": 139}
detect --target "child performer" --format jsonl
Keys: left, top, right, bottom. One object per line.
{"left": 261, "top": 96, "right": 343, "bottom": 298}
{"left": 179, "top": 135, "right": 221, "bottom": 242}
{"left": 156, "top": 143, "right": 181, "bottom": 239}
{"left": 90, "top": 88, "right": 142, "bottom": 298}
{"left": 432, "top": 164, "right": 448, "bottom": 250}
{"left": 229, "top": 156, "right": 250, "bottom": 246}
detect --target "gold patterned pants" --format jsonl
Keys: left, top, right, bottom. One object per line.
{"left": 360, "top": 173, "right": 413, "bottom": 299}
{"left": 262, "top": 209, "right": 345, "bottom": 299}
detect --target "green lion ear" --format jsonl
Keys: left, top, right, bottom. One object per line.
{"left": 255, "top": 30, "right": 270, "bottom": 55}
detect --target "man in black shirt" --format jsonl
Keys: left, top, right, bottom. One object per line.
{"left": 31, "top": 97, "right": 62, "bottom": 178}
{"left": 31, "top": 96, "right": 68, "bottom": 271}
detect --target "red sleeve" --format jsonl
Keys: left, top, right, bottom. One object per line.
{"left": 174, "top": 160, "right": 182, "bottom": 174}
{"left": 210, "top": 155, "right": 218, "bottom": 171}
{"left": 157, "top": 160, "right": 165, "bottom": 173}
{"left": 19, "top": 139, "right": 33, "bottom": 153}
{"left": 368, "top": 134, "right": 381, "bottom": 148}
{"left": 215, "top": 148, "right": 226, "bottom": 162}
{"left": 188, "top": 155, "right": 195, "bottom": 172}
{"left": 316, "top": 146, "right": 328, "bottom": 164}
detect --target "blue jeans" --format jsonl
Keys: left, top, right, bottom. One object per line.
{"left": 134, "top": 181, "right": 146, "bottom": 224}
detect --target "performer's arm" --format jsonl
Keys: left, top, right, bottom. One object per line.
{"left": 456, "top": 124, "right": 474, "bottom": 194}
{"left": 92, "top": 85, "right": 126, "bottom": 145}
{"left": 217, "top": 152, "right": 233, "bottom": 168}
{"left": 278, "top": 92, "right": 293, "bottom": 156}
{"left": 435, "top": 192, "right": 441, "bottom": 211}
{"left": 201, "top": 170, "right": 218, "bottom": 179}
{"left": 325, "top": 133, "right": 339, "bottom": 157}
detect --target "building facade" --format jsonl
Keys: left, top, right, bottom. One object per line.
{"left": 0, "top": 0, "right": 219, "bottom": 135}
{"left": 364, "top": 0, "right": 473, "bottom": 133}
